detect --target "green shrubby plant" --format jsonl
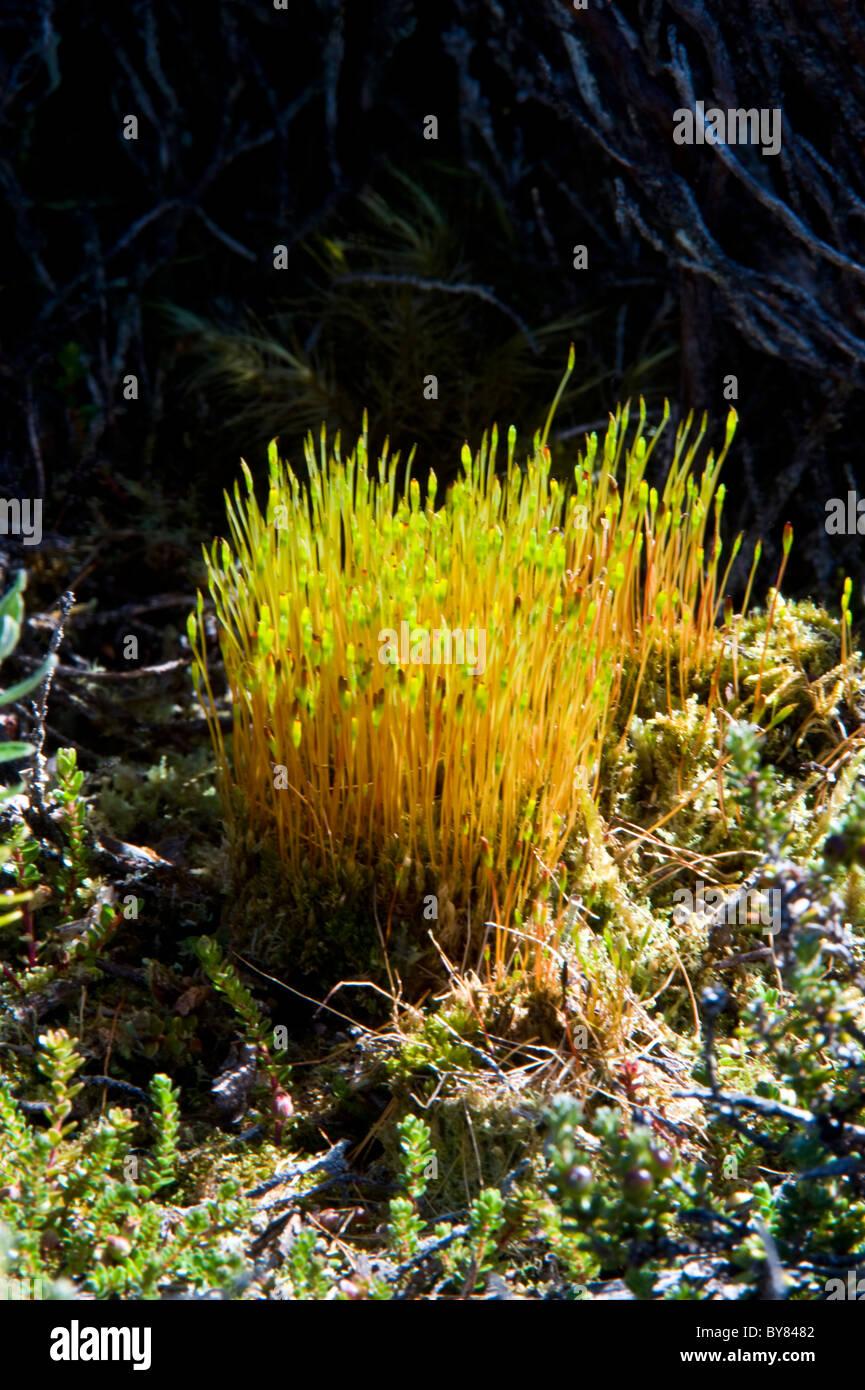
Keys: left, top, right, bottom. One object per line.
{"left": 285, "top": 1226, "right": 340, "bottom": 1300}
{"left": 0, "top": 571, "right": 56, "bottom": 939}
{"left": 0, "top": 572, "right": 109, "bottom": 974}
{"left": 1, "top": 749, "right": 116, "bottom": 982}
{"left": 0, "top": 571, "right": 55, "bottom": 778}
{"left": 436, "top": 1188, "right": 507, "bottom": 1291}
{"left": 0, "top": 1028, "right": 248, "bottom": 1298}
{"left": 542, "top": 1095, "right": 683, "bottom": 1294}
{"left": 195, "top": 935, "right": 293, "bottom": 1138}
{"left": 388, "top": 1113, "right": 436, "bottom": 1258}
{"left": 53, "top": 747, "right": 90, "bottom": 916}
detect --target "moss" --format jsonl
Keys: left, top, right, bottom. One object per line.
{"left": 181, "top": 1137, "right": 298, "bottom": 1204}
{"left": 191, "top": 391, "right": 745, "bottom": 988}
{"left": 605, "top": 696, "right": 725, "bottom": 848}
{"left": 387, "top": 1006, "right": 482, "bottom": 1081}
{"left": 382, "top": 1079, "right": 537, "bottom": 1213}
{"left": 220, "top": 839, "right": 446, "bottom": 999}
{"left": 94, "top": 749, "right": 221, "bottom": 846}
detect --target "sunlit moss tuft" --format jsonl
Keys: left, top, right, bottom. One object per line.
{"left": 191, "top": 396, "right": 746, "bottom": 982}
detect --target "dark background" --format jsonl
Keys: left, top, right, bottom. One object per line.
{"left": 2, "top": 0, "right": 864, "bottom": 599}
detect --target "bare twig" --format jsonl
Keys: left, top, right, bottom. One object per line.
{"left": 27, "top": 589, "right": 74, "bottom": 816}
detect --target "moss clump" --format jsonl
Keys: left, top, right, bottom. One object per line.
{"left": 94, "top": 749, "right": 220, "bottom": 845}
{"left": 382, "top": 1078, "right": 537, "bottom": 1213}
{"left": 190, "top": 390, "right": 746, "bottom": 987}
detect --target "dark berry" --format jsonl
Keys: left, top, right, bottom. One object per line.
{"left": 648, "top": 1145, "right": 675, "bottom": 1176}
{"left": 623, "top": 1166, "right": 654, "bottom": 1202}
{"left": 565, "top": 1164, "right": 593, "bottom": 1195}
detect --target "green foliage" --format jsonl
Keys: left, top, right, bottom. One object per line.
{"left": 0, "top": 1029, "right": 247, "bottom": 1298}
{"left": 0, "top": 571, "right": 55, "bottom": 781}
{"left": 438, "top": 1188, "right": 507, "bottom": 1291}
{"left": 0, "top": 575, "right": 101, "bottom": 967}
{"left": 541, "top": 1095, "right": 682, "bottom": 1294}
{"left": 0, "top": 571, "right": 55, "bottom": 935}
{"left": 196, "top": 936, "right": 270, "bottom": 1046}
{"left": 724, "top": 720, "right": 790, "bottom": 849}
{"left": 525, "top": 749, "right": 865, "bottom": 1298}
{"left": 96, "top": 750, "right": 220, "bottom": 842}
{"left": 145, "top": 1074, "right": 181, "bottom": 1197}
{"left": 388, "top": 1114, "right": 436, "bottom": 1258}
{"left": 286, "top": 1227, "right": 340, "bottom": 1300}
{"left": 387, "top": 1007, "right": 479, "bottom": 1080}
{"left": 384, "top": 1114, "right": 513, "bottom": 1292}
{"left": 397, "top": 1113, "right": 437, "bottom": 1204}
{"left": 0, "top": 748, "right": 114, "bottom": 979}
{"left": 54, "top": 748, "right": 90, "bottom": 916}
{"left": 1, "top": 408, "right": 861, "bottom": 1304}
{"left": 195, "top": 935, "right": 293, "bottom": 1136}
